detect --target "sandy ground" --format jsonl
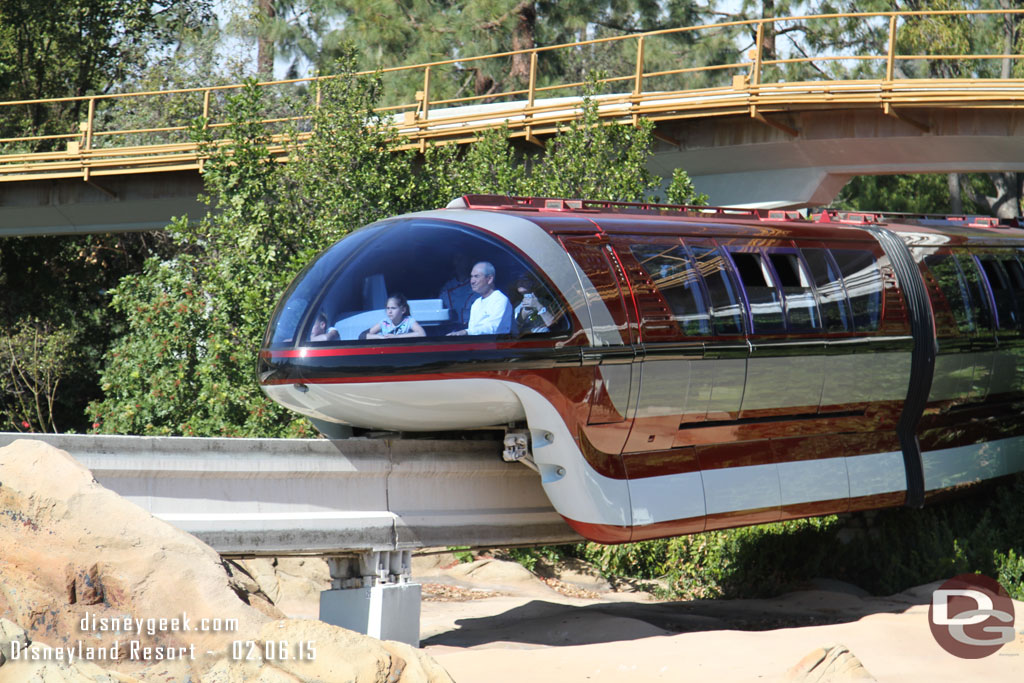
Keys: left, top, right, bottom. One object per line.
{"left": 405, "top": 555, "right": 1024, "bottom": 683}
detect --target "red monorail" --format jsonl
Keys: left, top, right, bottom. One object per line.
{"left": 258, "top": 195, "right": 1024, "bottom": 543}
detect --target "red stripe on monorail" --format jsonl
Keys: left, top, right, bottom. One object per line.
{"left": 587, "top": 429, "right": 903, "bottom": 481}
{"left": 560, "top": 517, "right": 634, "bottom": 544}
{"left": 704, "top": 505, "right": 781, "bottom": 530}
{"left": 848, "top": 491, "right": 906, "bottom": 510}
{"left": 261, "top": 373, "right": 469, "bottom": 386}
{"left": 627, "top": 514, "right": 707, "bottom": 541}
{"left": 779, "top": 498, "right": 851, "bottom": 519}
{"left": 260, "top": 339, "right": 556, "bottom": 359}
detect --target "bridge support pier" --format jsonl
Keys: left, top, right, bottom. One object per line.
{"left": 319, "top": 551, "right": 421, "bottom": 647}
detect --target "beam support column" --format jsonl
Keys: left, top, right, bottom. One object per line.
{"left": 320, "top": 550, "right": 421, "bottom": 646}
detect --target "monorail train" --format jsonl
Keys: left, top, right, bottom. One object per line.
{"left": 258, "top": 194, "right": 1024, "bottom": 543}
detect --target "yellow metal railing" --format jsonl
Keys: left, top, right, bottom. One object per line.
{"left": 2, "top": 8, "right": 1024, "bottom": 182}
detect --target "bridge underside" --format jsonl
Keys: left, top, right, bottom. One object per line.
{"left": 0, "top": 170, "right": 205, "bottom": 237}
{"left": 651, "top": 107, "right": 1024, "bottom": 208}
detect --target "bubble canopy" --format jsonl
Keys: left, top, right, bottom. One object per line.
{"left": 263, "top": 216, "right": 569, "bottom": 349}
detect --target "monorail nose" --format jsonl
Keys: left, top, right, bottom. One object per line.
{"left": 257, "top": 209, "right": 585, "bottom": 432}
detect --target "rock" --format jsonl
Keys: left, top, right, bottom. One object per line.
{"left": 412, "top": 552, "right": 462, "bottom": 575}
{"left": 784, "top": 643, "right": 876, "bottom": 682}
{"left": 236, "top": 557, "right": 332, "bottom": 618}
{"left": 65, "top": 563, "right": 108, "bottom": 605}
{"left": 236, "top": 559, "right": 285, "bottom": 604}
{"left": 0, "top": 439, "right": 277, "bottom": 679}
{"left": 890, "top": 580, "right": 946, "bottom": 605}
{"left": 202, "top": 619, "right": 452, "bottom": 683}
{"left": 447, "top": 559, "right": 541, "bottom": 585}
{"left": 0, "top": 439, "right": 453, "bottom": 682}
{"left": 0, "top": 619, "right": 28, "bottom": 664}
{"left": 0, "top": 618, "right": 142, "bottom": 682}
{"left": 544, "top": 558, "right": 612, "bottom": 593}
{"left": 0, "top": 636, "right": 142, "bottom": 683}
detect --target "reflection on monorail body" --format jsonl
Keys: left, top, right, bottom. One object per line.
{"left": 258, "top": 196, "right": 1024, "bottom": 543}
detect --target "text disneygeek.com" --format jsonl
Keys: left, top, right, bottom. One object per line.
{"left": 6, "top": 612, "right": 315, "bottom": 664}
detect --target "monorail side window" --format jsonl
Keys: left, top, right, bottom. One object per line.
{"left": 1003, "top": 257, "right": 1024, "bottom": 291}
{"left": 830, "top": 249, "right": 883, "bottom": 332}
{"left": 1001, "top": 255, "right": 1024, "bottom": 329}
{"left": 977, "top": 255, "right": 1019, "bottom": 331}
{"left": 690, "top": 245, "right": 744, "bottom": 335}
{"left": 629, "top": 244, "right": 711, "bottom": 336}
{"left": 729, "top": 250, "right": 786, "bottom": 334}
{"left": 954, "top": 253, "right": 995, "bottom": 332}
{"left": 923, "top": 253, "right": 975, "bottom": 334}
{"left": 768, "top": 251, "right": 821, "bottom": 332}
{"left": 800, "top": 248, "right": 851, "bottom": 332}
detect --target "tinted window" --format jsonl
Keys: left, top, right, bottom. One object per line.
{"left": 924, "top": 253, "right": 975, "bottom": 334}
{"left": 730, "top": 250, "right": 785, "bottom": 334}
{"left": 266, "top": 218, "right": 568, "bottom": 347}
{"left": 801, "top": 248, "right": 851, "bottom": 333}
{"left": 978, "top": 255, "right": 1019, "bottom": 331}
{"left": 1003, "top": 257, "right": 1024, "bottom": 291}
{"left": 769, "top": 251, "right": 821, "bottom": 332}
{"left": 831, "top": 249, "right": 883, "bottom": 332}
{"left": 630, "top": 243, "right": 711, "bottom": 336}
{"left": 265, "top": 224, "right": 383, "bottom": 346}
{"left": 955, "top": 253, "right": 994, "bottom": 332}
{"left": 691, "top": 245, "right": 744, "bottom": 335}
{"left": 1001, "top": 256, "right": 1024, "bottom": 328}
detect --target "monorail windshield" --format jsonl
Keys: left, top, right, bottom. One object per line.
{"left": 264, "top": 217, "right": 569, "bottom": 348}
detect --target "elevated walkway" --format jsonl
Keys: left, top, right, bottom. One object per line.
{"left": 4, "top": 9, "right": 1024, "bottom": 233}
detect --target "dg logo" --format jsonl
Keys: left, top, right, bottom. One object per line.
{"left": 929, "top": 574, "right": 1017, "bottom": 659}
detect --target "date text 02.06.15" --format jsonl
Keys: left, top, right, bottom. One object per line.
{"left": 231, "top": 640, "right": 316, "bottom": 661}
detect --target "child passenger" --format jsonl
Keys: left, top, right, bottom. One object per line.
{"left": 310, "top": 312, "right": 340, "bottom": 341}
{"left": 366, "top": 293, "right": 426, "bottom": 339}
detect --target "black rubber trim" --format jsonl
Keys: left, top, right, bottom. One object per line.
{"left": 862, "top": 226, "right": 937, "bottom": 508}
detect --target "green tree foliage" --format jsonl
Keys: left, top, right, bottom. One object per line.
{"left": 98, "top": 2, "right": 260, "bottom": 147}
{"left": 0, "top": 232, "right": 173, "bottom": 433}
{"left": 0, "top": 2, "right": 257, "bottom": 435}
{"left": 277, "top": 67, "right": 424, "bottom": 238}
{"left": 0, "top": 318, "right": 80, "bottom": 433}
{"left": 89, "top": 55, "right": 699, "bottom": 436}
{"left": 89, "top": 81, "right": 319, "bottom": 436}
{"left": 834, "top": 174, "right": 970, "bottom": 214}
{"left": 0, "top": 0, "right": 213, "bottom": 151}
{"left": 834, "top": 173, "right": 1021, "bottom": 218}
{"left": 251, "top": 1, "right": 729, "bottom": 102}
{"left": 419, "top": 80, "right": 708, "bottom": 206}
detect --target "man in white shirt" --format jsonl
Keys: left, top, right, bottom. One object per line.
{"left": 447, "top": 261, "right": 512, "bottom": 336}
